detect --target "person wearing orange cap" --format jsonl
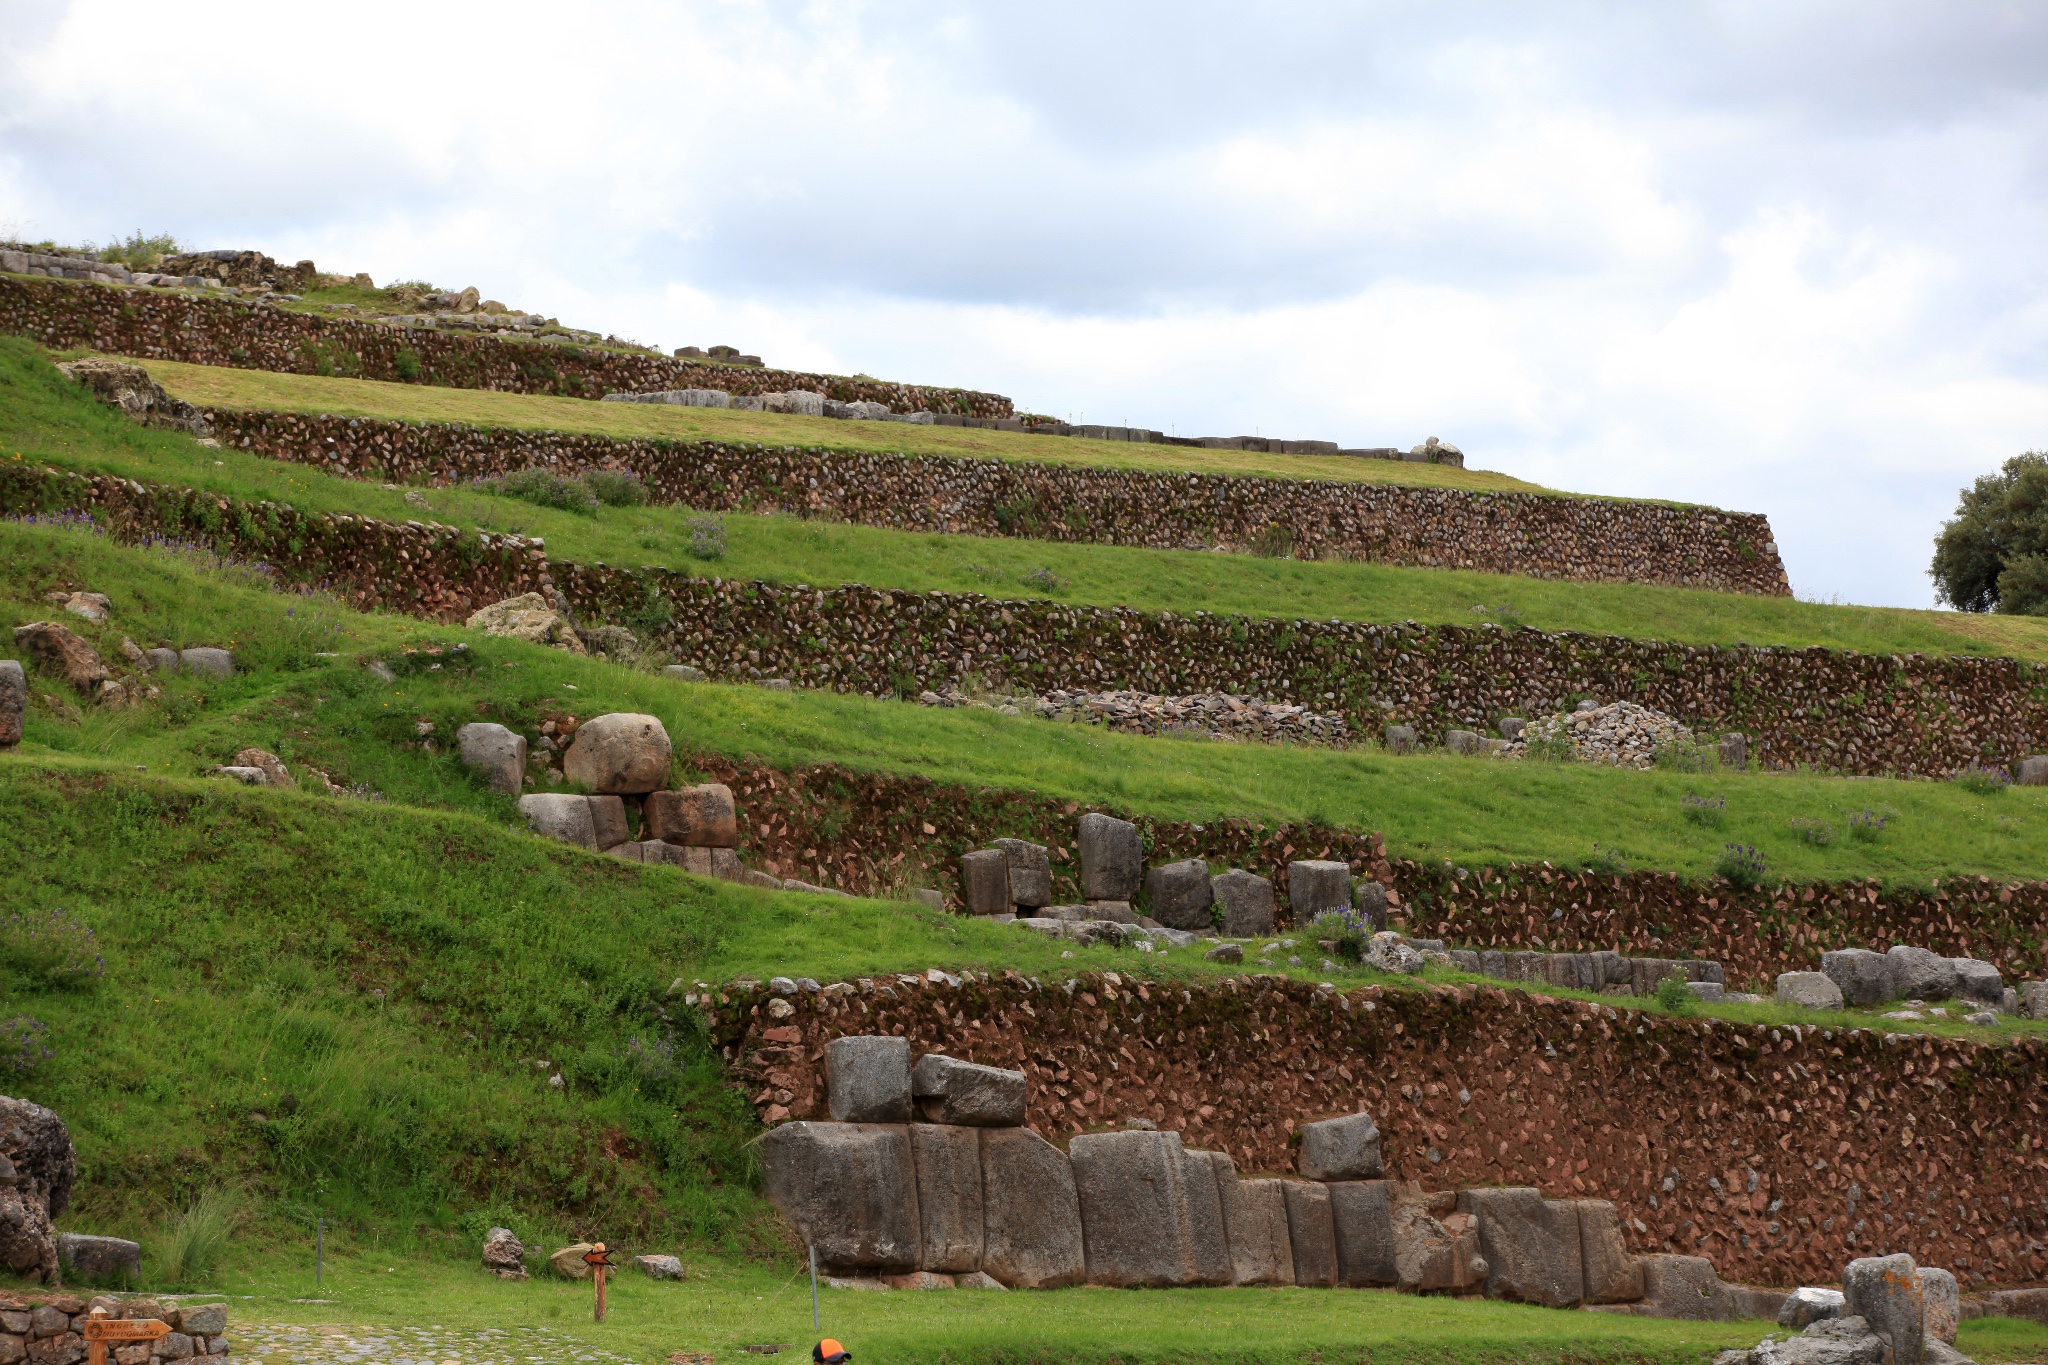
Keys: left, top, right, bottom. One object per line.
{"left": 814, "top": 1341, "right": 850, "bottom": 1364}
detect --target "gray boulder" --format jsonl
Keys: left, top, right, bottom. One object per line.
{"left": 1178, "top": 1148, "right": 1236, "bottom": 1287}
{"left": 481, "top": 1226, "right": 527, "bottom": 1279}
{"left": 517, "top": 793, "right": 597, "bottom": 849}
{"left": 1822, "top": 949, "right": 1898, "bottom": 1007}
{"left": 1281, "top": 1179, "right": 1339, "bottom": 1287}
{"left": 1443, "top": 729, "right": 1483, "bottom": 756}
{"left": 1068, "top": 1129, "right": 1202, "bottom": 1287}
{"left": 1843, "top": 1254, "right": 1923, "bottom": 1365}
{"left": 0, "top": 660, "right": 23, "bottom": 748}
{"left": 1297, "top": 1111, "right": 1383, "bottom": 1180}
{"left": 560, "top": 712, "right": 672, "bottom": 794}
{"left": 1388, "top": 1193, "right": 1487, "bottom": 1293}
{"left": 1383, "top": 726, "right": 1417, "bottom": 754}
{"left": 909, "top": 1124, "right": 983, "bottom": 1273}
{"left": 1205, "top": 943, "right": 1244, "bottom": 964}
{"left": 180, "top": 647, "right": 234, "bottom": 679}
{"left": 1918, "top": 1267, "right": 1960, "bottom": 1345}
{"left": 1327, "top": 1180, "right": 1398, "bottom": 1287}
{"left": 1223, "top": 1174, "right": 1296, "bottom": 1286}
{"left": 1577, "top": 1200, "right": 1643, "bottom": 1303}
{"left": 55, "top": 1232, "right": 140, "bottom": 1283}
{"left": 1288, "top": 860, "right": 1352, "bottom": 919}
{"left": 1457, "top": 1188, "right": 1584, "bottom": 1308}
{"left": 1886, "top": 946, "right": 1957, "bottom": 1001}
{"left": 644, "top": 784, "right": 738, "bottom": 846}
{"left": 2014, "top": 756, "right": 2048, "bottom": 786}
{"left": 1498, "top": 717, "right": 1527, "bottom": 739}
{"left": 2020, "top": 981, "right": 2048, "bottom": 1020}
{"left": 826, "top": 1036, "right": 913, "bottom": 1123}
{"left": 588, "top": 795, "right": 630, "bottom": 851}
{"left": 456, "top": 722, "right": 527, "bottom": 795}
{"left": 1078, "top": 813, "right": 1143, "bottom": 901}
{"left": 634, "top": 1254, "right": 685, "bottom": 1279}
{"left": 911, "top": 1054, "right": 1026, "bottom": 1127}
{"left": 1949, "top": 958, "right": 2005, "bottom": 1005}
{"left": 754, "top": 1122, "right": 920, "bottom": 1272}
{"left": 1210, "top": 869, "right": 1275, "bottom": 937}
{"left": 1780, "top": 1287, "right": 1847, "bottom": 1328}
{"left": 662, "top": 664, "right": 707, "bottom": 681}
{"left": 991, "top": 839, "right": 1051, "bottom": 908}
{"left": 1145, "top": 858, "right": 1214, "bottom": 931}
{"left": 1352, "top": 880, "right": 1389, "bottom": 928}
{"left": 1720, "top": 733, "right": 1749, "bottom": 770}
{"left": 1753, "top": 1317, "right": 1885, "bottom": 1365}
{"left": 145, "top": 647, "right": 179, "bottom": 674}
{"left": 959, "top": 850, "right": 1012, "bottom": 917}
{"left": 979, "top": 1127, "right": 1085, "bottom": 1288}
{"left": 1639, "top": 1251, "right": 1730, "bottom": 1320}
{"left": 1776, "top": 972, "right": 1844, "bottom": 1011}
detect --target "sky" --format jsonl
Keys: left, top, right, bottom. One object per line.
{"left": 3, "top": 1, "right": 2045, "bottom": 609}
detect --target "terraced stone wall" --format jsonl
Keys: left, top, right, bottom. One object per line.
{"left": 710, "top": 971, "right": 2048, "bottom": 1290}
{"left": 0, "top": 275, "right": 1012, "bottom": 416}
{"left": 5, "top": 463, "right": 2041, "bottom": 783}
{"left": 202, "top": 407, "right": 1792, "bottom": 594}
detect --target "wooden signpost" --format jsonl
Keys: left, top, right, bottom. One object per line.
{"left": 585, "top": 1242, "right": 617, "bottom": 1323}
{"left": 84, "top": 1312, "right": 170, "bottom": 1365}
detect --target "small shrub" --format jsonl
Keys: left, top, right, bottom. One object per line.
{"left": 1020, "top": 567, "right": 1068, "bottom": 593}
{"left": 1849, "top": 809, "right": 1890, "bottom": 842}
{"left": 1953, "top": 763, "right": 2011, "bottom": 796}
{"left": 581, "top": 468, "right": 647, "bottom": 507}
{"left": 0, "top": 1017, "right": 52, "bottom": 1074}
{"left": 152, "top": 1186, "right": 243, "bottom": 1289}
{"left": 1309, "top": 909, "right": 1369, "bottom": 962}
{"left": 1715, "top": 843, "right": 1767, "bottom": 890}
{"left": 393, "top": 347, "right": 421, "bottom": 381}
{"left": 481, "top": 468, "right": 599, "bottom": 515}
{"left": 1680, "top": 792, "right": 1726, "bottom": 827}
{"left": 1789, "top": 816, "right": 1835, "bottom": 847}
{"left": 1523, "top": 730, "right": 1576, "bottom": 763}
{"left": 0, "top": 909, "right": 107, "bottom": 989}
{"left": 1654, "top": 972, "right": 1695, "bottom": 1013}
{"left": 683, "top": 514, "right": 727, "bottom": 561}
{"left": 1653, "top": 737, "right": 1718, "bottom": 774}
{"left": 1248, "top": 522, "right": 1294, "bottom": 558}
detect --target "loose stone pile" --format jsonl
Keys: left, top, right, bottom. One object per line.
{"left": 1504, "top": 701, "right": 1695, "bottom": 768}
{"left": 920, "top": 686, "right": 1352, "bottom": 746}
{"left": 1774, "top": 945, "right": 2023, "bottom": 1021}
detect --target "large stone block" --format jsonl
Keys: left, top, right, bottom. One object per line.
{"left": 991, "top": 839, "right": 1052, "bottom": 908}
{"left": 0, "top": 660, "right": 24, "bottom": 747}
{"left": 978, "top": 1127, "right": 1085, "bottom": 1289}
{"left": 1078, "top": 813, "right": 1142, "bottom": 901}
{"left": 1288, "top": 860, "right": 1352, "bottom": 919}
{"left": 1638, "top": 1252, "right": 1729, "bottom": 1320}
{"left": 827, "top": 1036, "right": 913, "bottom": 1123}
{"left": 1777, "top": 971, "right": 1845, "bottom": 1010}
{"left": 912, "top": 1053, "right": 1026, "bottom": 1127}
{"left": 1297, "top": 1111, "right": 1383, "bottom": 1180}
{"left": 561, "top": 712, "right": 672, "bottom": 793}
{"left": 1211, "top": 869, "right": 1275, "bottom": 937}
{"left": 2021, "top": 981, "right": 2048, "bottom": 1020}
{"left": 644, "top": 784, "right": 738, "bottom": 846}
{"left": 518, "top": 793, "right": 596, "bottom": 849}
{"left": 1949, "top": 958, "right": 2005, "bottom": 1005}
{"left": 1388, "top": 1186, "right": 1487, "bottom": 1292}
{"left": 1918, "top": 1267, "right": 1959, "bottom": 1345}
{"left": 1822, "top": 949, "right": 1898, "bottom": 1007}
{"left": 1328, "top": 1180, "right": 1398, "bottom": 1287}
{"left": 179, "top": 646, "right": 233, "bottom": 679}
{"left": 1281, "top": 1180, "right": 1339, "bottom": 1287}
{"left": 54, "top": 1232, "right": 139, "bottom": 1283}
{"left": 754, "top": 1122, "right": 920, "bottom": 1272}
{"left": 588, "top": 795, "right": 630, "bottom": 851}
{"left": 1225, "top": 1174, "right": 1297, "bottom": 1286}
{"left": 1069, "top": 1129, "right": 1200, "bottom": 1287}
{"left": 959, "top": 850, "right": 1012, "bottom": 916}
{"left": 909, "top": 1124, "right": 982, "bottom": 1274}
{"left": 1844, "top": 1254, "right": 1923, "bottom": 1365}
{"left": 1457, "top": 1187, "right": 1584, "bottom": 1308}
{"left": 2014, "top": 756, "right": 2048, "bottom": 786}
{"left": 1576, "top": 1200, "right": 1643, "bottom": 1303}
{"left": 456, "top": 722, "right": 526, "bottom": 794}
{"left": 1886, "top": 946, "right": 1957, "bottom": 1001}
{"left": 1179, "top": 1148, "right": 1236, "bottom": 1286}
{"left": 1145, "top": 858, "right": 1215, "bottom": 931}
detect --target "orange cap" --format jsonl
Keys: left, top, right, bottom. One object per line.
{"left": 815, "top": 1341, "right": 850, "bottom": 1364}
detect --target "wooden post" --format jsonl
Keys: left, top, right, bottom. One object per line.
{"left": 84, "top": 1311, "right": 170, "bottom": 1365}
{"left": 585, "top": 1242, "right": 615, "bottom": 1323}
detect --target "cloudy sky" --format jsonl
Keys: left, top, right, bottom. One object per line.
{"left": 4, "top": 1, "right": 2045, "bottom": 608}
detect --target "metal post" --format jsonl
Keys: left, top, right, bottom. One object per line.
{"left": 316, "top": 1218, "right": 323, "bottom": 1287}
{"left": 809, "top": 1245, "right": 820, "bottom": 1332}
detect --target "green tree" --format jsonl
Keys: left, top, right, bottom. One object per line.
{"left": 1931, "top": 452, "right": 2048, "bottom": 614}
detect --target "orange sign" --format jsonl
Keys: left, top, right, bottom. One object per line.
{"left": 84, "top": 1318, "right": 171, "bottom": 1365}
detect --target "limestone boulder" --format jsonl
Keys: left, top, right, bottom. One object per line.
{"left": 1948, "top": 958, "right": 2005, "bottom": 1005}
{"left": 466, "top": 593, "right": 586, "bottom": 654}
{"left": 1457, "top": 1187, "right": 1583, "bottom": 1308}
{"left": 978, "top": 1127, "right": 1085, "bottom": 1289}
{"left": 1179, "top": 1148, "right": 1236, "bottom": 1287}
{"left": 1918, "top": 1267, "right": 1959, "bottom": 1345}
{"left": 518, "top": 793, "right": 597, "bottom": 849}
{"left": 1780, "top": 1287, "right": 1847, "bottom": 1329}
{"left": 644, "top": 784, "right": 737, "bottom": 846}
{"left": 1844, "top": 1255, "right": 1924, "bottom": 1365}
{"left": 1078, "top": 813, "right": 1142, "bottom": 901}
{"left": 13, "top": 622, "right": 106, "bottom": 693}
{"left": 1753, "top": 1317, "right": 1886, "bottom": 1365}
{"left": 1822, "top": 950, "right": 1897, "bottom": 1007}
{"left": 1383, "top": 725, "right": 1417, "bottom": 754}
{"left": 550, "top": 1243, "right": 595, "bottom": 1279}
{"left": 180, "top": 647, "right": 234, "bottom": 679}
{"left": 0, "top": 1095, "right": 76, "bottom": 1225}
{"left": 1353, "top": 880, "right": 1389, "bottom": 928}
{"left": 0, "top": 660, "right": 24, "bottom": 747}
{"left": 561, "top": 713, "right": 672, "bottom": 793}
{"left": 481, "top": 1226, "right": 527, "bottom": 1279}
{"left": 754, "top": 1122, "right": 921, "bottom": 1272}
{"left": 55, "top": 1232, "right": 139, "bottom": 1283}
{"left": 991, "top": 839, "right": 1051, "bottom": 908}
{"left": 909, "top": 1124, "right": 982, "bottom": 1273}
{"left": 1576, "top": 1200, "right": 1643, "bottom": 1303}
{"left": 587, "top": 795, "right": 630, "bottom": 851}
{"left": 959, "top": 850, "right": 1011, "bottom": 917}
{"left": 1639, "top": 1252, "right": 1730, "bottom": 1320}
{"left": 1281, "top": 1180, "right": 1339, "bottom": 1287}
{"left": 1776, "top": 972, "right": 1844, "bottom": 1011}
{"left": 1384, "top": 1185, "right": 1486, "bottom": 1293}
{"left": 1297, "top": 1111, "right": 1383, "bottom": 1180}
{"left": 457, "top": 723, "right": 527, "bottom": 794}
{"left": 1328, "top": 1180, "right": 1398, "bottom": 1287}
{"left": 2020, "top": 982, "right": 2048, "bottom": 1020}
{"left": 1069, "top": 1129, "right": 1202, "bottom": 1287}
{"left": 1211, "top": 869, "right": 1274, "bottom": 937}
{"left": 232, "top": 748, "right": 292, "bottom": 788}
{"left": 827, "top": 1036, "right": 913, "bottom": 1123}
{"left": 911, "top": 1054, "right": 1026, "bottom": 1127}
{"left": 1223, "top": 1173, "right": 1296, "bottom": 1286}
{"left": 1145, "top": 858, "right": 1214, "bottom": 931}
{"left": 1288, "top": 860, "right": 1352, "bottom": 919}
{"left": 1886, "top": 947, "right": 1957, "bottom": 1002}
{"left": 634, "top": 1254, "right": 684, "bottom": 1280}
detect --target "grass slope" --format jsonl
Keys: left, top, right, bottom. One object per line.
{"left": 8, "top": 341, "right": 2045, "bottom": 665}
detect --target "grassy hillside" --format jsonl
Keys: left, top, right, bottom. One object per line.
{"left": 9, "top": 340, "right": 2047, "bottom": 665}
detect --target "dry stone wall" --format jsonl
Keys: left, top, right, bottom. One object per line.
{"left": 711, "top": 971, "right": 2048, "bottom": 1291}
{"left": 1, "top": 464, "right": 2038, "bottom": 781}
{"left": 202, "top": 406, "right": 1791, "bottom": 593}
{"left": 0, "top": 274, "right": 1011, "bottom": 416}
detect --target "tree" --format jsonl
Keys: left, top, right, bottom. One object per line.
{"left": 1931, "top": 452, "right": 2048, "bottom": 614}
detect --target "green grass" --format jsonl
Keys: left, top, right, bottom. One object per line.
{"left": 1959, "top": 1316, "right": 2048, "bottom": 1364}
{"left": 9, "top": 340, "right": 2046, "bottom": 665}
{"left": 140, "top": 355, "right": 1554, "bottom": 495}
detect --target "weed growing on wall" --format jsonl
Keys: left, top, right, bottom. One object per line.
{"left": 1715, "top": 843, "right": 1768, "bottom": 889}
